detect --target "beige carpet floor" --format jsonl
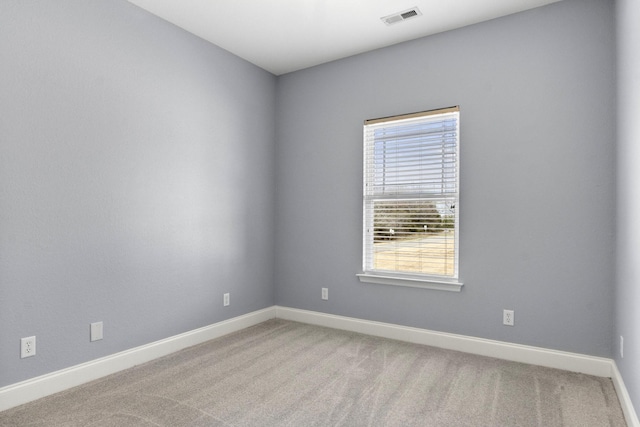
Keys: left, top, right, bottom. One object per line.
{"left": 0, "top": 319, "right": 626, "bottom": 426}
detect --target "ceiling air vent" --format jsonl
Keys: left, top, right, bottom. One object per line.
{"left": 381, "top": 7, "right": 422, "bottom": 26}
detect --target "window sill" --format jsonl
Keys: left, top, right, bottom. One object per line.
{"left": 356, "top": 273, "right": 463, "bottom": 292}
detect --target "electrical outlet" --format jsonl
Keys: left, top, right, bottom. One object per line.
{"left": 321, "top": 288, "right": 328, "bottom": 300}
{"left": 223, "top": 293, "right": 230, "bottom": 307}
{"left": 90, "top": 322, "right": 103, "bottom": 342}
{"left": 503, "top": 309, "right": 514, "bottom": 326}
{"left": 21, "top": 336, "right": 36, "bottom": 358}
{"left": 620, "top": 335, "right": 624, "bottom": 358}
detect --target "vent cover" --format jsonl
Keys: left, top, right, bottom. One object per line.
{"left": 381, "top": 7, "right": 422, "bottom": 26}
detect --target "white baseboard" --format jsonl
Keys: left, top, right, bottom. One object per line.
{"left": 611, "top": 362, "right": 640, "bottom": 427}
{"left": 2, "top": 304, "right": 637, "bottom": 427}
{"left": 276, "top": 307, "right": 640, "bottom": 424}
{"left": 276, "top": 306, "right": 640, "bottom": 424}
{"left": 0, "top": 306, "right": 276, "bottom": 412}
{"left": 275, "top": 306, "right": 613, "bottom": 377}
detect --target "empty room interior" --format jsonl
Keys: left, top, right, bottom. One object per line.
{"left": 1, "top": 0, "right": 639, "bottom": 425}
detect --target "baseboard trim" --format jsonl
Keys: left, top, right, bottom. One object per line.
{"left": 275, "top": 306, "right": 640, "bottom": 426}
{"left": 0, "top": 306, "right": 276, "bottom": 412}
{"left": 284, "top": 306, "right": 638, "bottom": 425}
{"left": 275, "top": 306, "right": 613, "bottom": 378}
{"left": 3, "top": 304, "right": 637, "bottom": 425}
{"left": 611, "top": 362, "right": 640, "bottom": 427}
{"left": 285, "top": 305, "right": 637, "bottom": 425}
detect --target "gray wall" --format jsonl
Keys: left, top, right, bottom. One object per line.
{"left": 0, "top": 0, "right": 623, "bottom": 398}
{"left": 616, "top": 0, "right": 640, "bottom": 412}
{"left": 0, "top": 0, "right": 276, "bottom": 387}
{"left": 275, "top": 0, "right": 616, "bottom": 357}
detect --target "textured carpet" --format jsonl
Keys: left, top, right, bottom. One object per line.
{"left": 0, "top": 319, "right": 626, "bottom": 426}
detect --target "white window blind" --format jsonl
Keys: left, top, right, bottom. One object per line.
{"left": 362, "top": 107, "right": 460, "bottom": 283}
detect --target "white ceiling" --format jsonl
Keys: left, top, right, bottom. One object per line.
{"left": 127, "top": 0, "right": 562, "bottom": 75}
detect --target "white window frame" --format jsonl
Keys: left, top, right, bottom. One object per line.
{"left": 357, "top": 106, "right": 463, "bottom": 292}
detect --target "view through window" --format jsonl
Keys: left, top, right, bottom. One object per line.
{"left": 363, "top": 107, "right": 460, "bottom": 281}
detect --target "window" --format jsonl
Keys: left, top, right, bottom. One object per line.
{"left": 357, "top": 106, "right": 462, "bottom": 291}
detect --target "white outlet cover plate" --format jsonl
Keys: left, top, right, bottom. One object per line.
{"left": 503, "top": 310, "right": 514, "bottom": 326}
{"left": 620, "top": 335, "right": 624, "bottom": 358}
{"left": 90, "top": 322, "right": 103, "bottom": 342}
{"left": 20, "top": 336, "right": 36, "bottom": 358}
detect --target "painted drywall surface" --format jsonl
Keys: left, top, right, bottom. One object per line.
{"left": 275, "top": 0, "right": 616, "bottom": 357}
{"left": 616, "top": 0, "right": 640, "bottom": 412}
{"left": 0, "top": 0, "right": 276, "bottom": 387}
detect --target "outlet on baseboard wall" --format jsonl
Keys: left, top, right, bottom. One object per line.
{"left": 321, "top": 288, "right": 328, "bottom": 300}
{"left": 90, "top": 322, "right": 103, "bottom": 342}
{"left": 620, "top": 335, "right": 624, "bottom": 358}
{"left": 20, "top": 336, "right": 36, "bottom": 358}
{"left": 503, "top": 309, "right": 514, "bottom": 326}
